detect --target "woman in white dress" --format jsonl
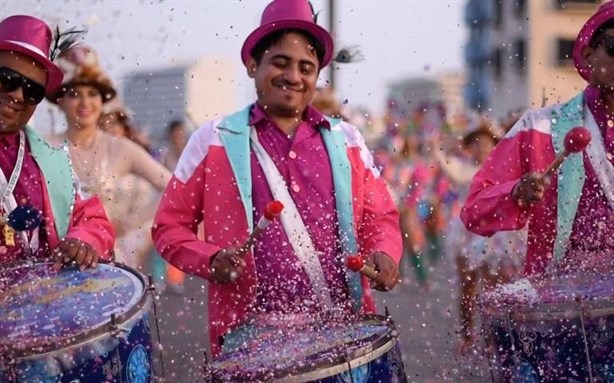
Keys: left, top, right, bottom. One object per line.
{"left": 46, "top": 45, "right": 171, "bottom": 271}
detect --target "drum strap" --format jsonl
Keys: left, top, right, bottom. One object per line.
{"left": 250, "top": 128, "right": 333, "bottom": 309}
{"left": 583, "top": 104, "right": 614, "bottom": 211}
{"left": 0, "top": 130, "right": 39, "bottom": 253}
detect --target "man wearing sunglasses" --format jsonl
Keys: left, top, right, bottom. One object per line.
{"left": 0, "top": 15, "right": 114, "bottom": 268}
{"left": 462, "top": 1, "right": 614, "bottom": 276}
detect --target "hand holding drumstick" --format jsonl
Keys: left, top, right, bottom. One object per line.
{"left": 347, "top": 253, "right": 400, "bottom": 291}
{"left": 209, "top": 201, "right": 284, "bottom": 284}
{"left": 237, "top": 200, "right": 284, "bottom": 256}
{"left": 512, "top": 127, "right": 591, "bottom": 208}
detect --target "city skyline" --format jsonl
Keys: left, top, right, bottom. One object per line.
{"left": 2, "top": 0, "right": 466, "bottom": 131}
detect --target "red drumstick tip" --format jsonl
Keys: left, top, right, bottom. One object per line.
{"left": 564, "top": 127, "right": 591, "bottom": 153}
{"left": 263, "top": 200, "right": 284, "bottom": 220}
{"left": 347, "top": 256, "right": 364, "bottom": 272}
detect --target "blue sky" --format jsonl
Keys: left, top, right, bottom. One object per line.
{"left": 3, "top": 0, "right": 466, "bottom": 119}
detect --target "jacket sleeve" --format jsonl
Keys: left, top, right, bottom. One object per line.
{"left": 65, "top": 193, "right": 115, "bottom": 260}
{"left": 460, "top": 117, "right": 535, "bottom": 236}
{"left": 151, "top": 128, "right": 221, "bottom": 280}
{"left": 353, "top": 131, "right": 403, "bottom": 265}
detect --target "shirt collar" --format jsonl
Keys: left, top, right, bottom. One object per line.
{"left": 585, "top": 85, "right": 612, "bottom": 117}
{"left": 0, "top": 131, "right": 22, "bottom": 147}
{"left": 249, "top": 102, "right": 331, "bottom": 130}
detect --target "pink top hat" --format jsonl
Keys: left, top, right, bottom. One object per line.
{"left": 0, "top": 15, "right": 64, "bottom": 95}
{"left": 241, "top": 0, "right": 334, "bottom": 68}
{"left": 573, "top": 0, "right": 614, "bottom": 82}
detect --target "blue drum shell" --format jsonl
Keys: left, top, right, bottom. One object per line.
{"left": 0, "top": 261, "right": 154, "bottom": 383}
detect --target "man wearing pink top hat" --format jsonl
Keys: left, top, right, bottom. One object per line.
{"left": 0, "top": 15, "right": 114, "bottom": 268}
{"left": 153, "top": 0, "right": 402, "bottom": 356}
{"left": 462, "top": 1, "right": 614, "bottom": 276}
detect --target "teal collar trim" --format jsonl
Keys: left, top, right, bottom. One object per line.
{"left": 321, "top": 117, "right": 363, "bottom": 312}
{"left": 218, "top": 106, "right": 254, "bottom": 232}
{"left": 218, "top": 109, "right": 364, "bottom": 311}
{"left": 550, "top": 93, "right": 586, "bottom": 261}
{"left": 24, "top": 126, "right": 73, "bottom": 238}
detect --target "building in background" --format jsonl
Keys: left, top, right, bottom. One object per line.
{"left": 384, "top": 72, "right": 466, "bottom": 138}
{"left": 464, "top": 0, "right": 602, "bottom": 118}
{"left": 123, "top": 57, "right": 236, "bottom": 144}
{"left": 387, "top": 72, "right": 465, "bottom": 120}
{"left": 464, "top": 0, "right": 493, "bottom": 112}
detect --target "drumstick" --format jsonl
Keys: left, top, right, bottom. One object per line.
{"left": 347, "top": 255, "right": 379, "bottom": 280}
{"left": 237, "top": 200, "right": 284, "bottom": 256}
{"left": 541, "top": 126, "right": 591, "bottom": 181}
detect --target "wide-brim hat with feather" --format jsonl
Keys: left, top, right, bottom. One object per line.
{"left": 0, "top": 15, "right": 64, "bottom": 96}
{"left": 47, "top": 44, "right": 116, "bottom": 104}
{"left": 462, "top": 120, "right": 502, "bottom": 147}
{"left": 241, "top": 0, "right": 334, "bottom": 68}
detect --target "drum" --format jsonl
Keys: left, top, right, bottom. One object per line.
{"left": 480, "top": 271, "right": 614, "bottom": 383}
{"left": 0, "top": 261, "right": 154, "bottom": 383}
{"left": 207, "top": 312, "right": 408, "bottom": 383}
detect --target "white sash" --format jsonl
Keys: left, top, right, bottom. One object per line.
{"left": 584, "top": 106, "right": 614, "bottom": 211}
{"left": 250, "top": 128, "right": 333, "bottom": 308}
{"left": 0, "top": 131, "right": 39, "bottom": 253}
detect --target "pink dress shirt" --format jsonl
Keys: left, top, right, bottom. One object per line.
{"left": 249, "top": 104, "right": 350, "bottom": 313}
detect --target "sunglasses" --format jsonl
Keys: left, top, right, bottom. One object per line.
{"left": 596, "top": 35, "right": 614, "bottom": 57}
{"left": 0, "top": 67, "right": 46, "bottom": 105}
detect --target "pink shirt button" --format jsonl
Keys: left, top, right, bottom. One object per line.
{"left": 292, "top": 184, "right": 301, "bottom": 193}
{"left": 288, "top": 150, "right": 297, "bottom": 159}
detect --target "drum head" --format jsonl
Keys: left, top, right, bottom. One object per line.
{"left": 0, "top": 261, "right": 144, "bottom": 356}
{"left": 481, "top": 271, "right": 614, "bottom": 320}
{"left": 212, "top": 313, "right": 393, "bottom": 382}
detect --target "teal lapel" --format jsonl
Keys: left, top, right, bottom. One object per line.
{"left": 24, "top": 126, "right": 73, "bottom": 238}
{"left": 550, "top": 93, "right": 586, "bottom": 261}
{"left": 219, "top": 109, "right": 364, "bottom": 310}
{"left": 217, "top": 106, "right": 254, "bottom": 232}
{"left": 321, "top": 117, "right": 363, "bottom": 312}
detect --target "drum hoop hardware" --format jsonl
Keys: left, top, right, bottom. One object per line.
{"left": 0, "top": 260, "right": 152, "bottom": 359}
{"left": 579, "top": 306, "right": 595, "bottom": 383}
{"left": 276, "top": 334, "right": 397, "bottom": 383}
{"left": 505, "top": 311, "right": 522, "bottom": 380}
{"left": 148, "top": 273, "right": 167, "bottom": 381}
{"left": 479, "top": 313, "right": 498, "bottom": 383}
{"left": 110, "top": 313, "right": 130, "bottom": 338}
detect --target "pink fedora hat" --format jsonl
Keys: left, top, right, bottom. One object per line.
{"left": 0, "top": 15, "right": 64, "bottom": 95}
{"left": 573, "top": 1, "right": 614, "bottom": 82}
{"left": 241, "top": 0, "right": 334, "bottom": 68}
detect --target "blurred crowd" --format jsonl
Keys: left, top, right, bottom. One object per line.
{"left": 314, "top": 89, "right": 528, "bottom": 353}
{"left": 49, "top": 43, "right": 529, "bottom": 354}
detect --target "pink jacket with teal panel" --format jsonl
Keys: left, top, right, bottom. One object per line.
{"left": 152, "top": 105, "right": 402, "bottom": 356}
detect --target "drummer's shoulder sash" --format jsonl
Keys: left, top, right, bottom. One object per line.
{"left": 24, "top": 126, "right": 73, "bottom": 238}
{"left": 550, "top": 92, "right": 586, "bottom": 261}
{"left": 217, "top": 105, "right": 365, "bottom": 312}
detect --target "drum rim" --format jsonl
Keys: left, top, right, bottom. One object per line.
{"left": 483, "top": 301, "right": 614, "bottom": 323}
{"left": 211, "top": 314, "right": 397, "bottom": 382}
{"left": 0, "top": 259, "right": 151, "bottom": 358}
{"left": 277, "top": 337, "right": 397, "bottom": 383}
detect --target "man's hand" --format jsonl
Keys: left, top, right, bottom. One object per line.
{"left": 209, "top": 246, "right": 246, "bottom": 284}
{"left": 366, "top": 251, "right": 400, "bottom": 291}
{"left": 511, "top": 172, "right": 550, "bottom": 208}
{"left": 53, "top": 238, "right": 99, "bottom": 271}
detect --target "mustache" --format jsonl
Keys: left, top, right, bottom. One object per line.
{"left": 272, "top": 79, "right": 304, "bottom": 92}
{"left": 0, "top": 94, "right": 26, "bottom": 111}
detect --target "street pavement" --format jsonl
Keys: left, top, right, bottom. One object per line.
{"left": 147, "top": 253, "right": 493, "bottom": 382}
